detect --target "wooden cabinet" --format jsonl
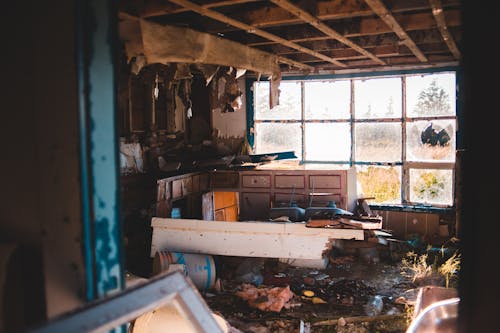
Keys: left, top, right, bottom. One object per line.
{"left": 211, "top": 168, "right": 357, "bottom": 221}
{"left": 202, "top": 191, "right": 239, "bottom": 221}
{"left": 156, "top": 167, "right": 357, "bottom": 222}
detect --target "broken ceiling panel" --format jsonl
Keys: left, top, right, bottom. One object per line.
{"left": 119, "top": 18, "right": 282, "bottom": 78}
{"left": 120, "top": 0, "right": 462, "bottom": 75}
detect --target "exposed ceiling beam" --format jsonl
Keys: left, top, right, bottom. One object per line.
{"left": 429, "top": 0, "right": 461, "bottom": 59}
{"left": 310, "top": 59, "right": 458, "bottom": 76}
{"left": 275, "top": 55, "right": 313, "bottom": 70}
{"left": 340, "top": 54, "right": 455, "bottom": 67}
{"left": 167, "top": 0, "right": 347, "bottom": 68}
{"left": 221, "top": 7, "right": 461, "bottom": 46}
{"left": 215, "top": 0, "right": 460, "bottom": 29}
{"left": 270, "top": 31, "right": 450, "bottom": 56}
{"left": 270, "top": 0, "right": 385, "bottom": 65}
{"left": 251, "top": 32, "right": 460, "bottom": 64}
{"left": 279, "top": 42, "right": 449, "bottom": 59}
{"left": 142, "top": 0, "right": 263, "bottom": 17}
{"left": 364, "top": 0, "right": 428, "bottom": 62}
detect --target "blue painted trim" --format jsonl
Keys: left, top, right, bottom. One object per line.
{"left": 77, "top": 0, "right": 125, "bottom": 305}
{"left": 245, "top": 78, "right": 255, "bottom": 149}
{"left": 76, "top": 0, "right": 95, "bottom": 302}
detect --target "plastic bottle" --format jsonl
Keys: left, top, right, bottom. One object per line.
{"left": 364, "top": 295, "right": 383, "bottom": 316}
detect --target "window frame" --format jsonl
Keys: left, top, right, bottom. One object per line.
{"left": 246, "top": 67, "right": 460, "bottom": 211}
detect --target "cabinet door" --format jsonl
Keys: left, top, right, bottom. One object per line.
{"left": 240, "top": 192, "right": 271, "bottom": 221}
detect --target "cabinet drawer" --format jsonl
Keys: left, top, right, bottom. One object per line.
{"left": 309, "top": 174, "right": 342, "bottom": 189}
{"left": 242, "top": 174, "right": 271, "bottom": 188}
{"left": 210, "top": 172, "right": 239, "bottom": 188}
{"left": 275, "top": 174, "right": 305, "bottom": 189}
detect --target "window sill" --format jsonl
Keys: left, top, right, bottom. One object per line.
{"left": 369, "top": 204, "right": 454, "bottom": 214}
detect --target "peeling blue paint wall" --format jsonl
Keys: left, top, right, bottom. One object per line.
{"left": 77, "top": 0, "right": 124, "bottom": 306}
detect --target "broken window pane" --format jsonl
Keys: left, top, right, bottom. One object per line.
{"left": 355, "top": 123, "right": 402, "bottom": 162}
{"left": 254, "top": 81, "right": 301, "bottom": 120}
{"left": 356, "top": 165, "right": 402, "bottom": 204}
{"left": 409, "top": 168, "right": 453, "bottom": 206}
{"left": 304, "top": 80, "right": 350, "bottom": 120}
{"left": 354, "top": 77, "right": 402, "bottom": 119}
{"left": 254, "top": 123, "right": 302, "bottom": 156}
{"left": 406, "top": 72, "right": 456, "bottom": 117}
{"left": 305, "top": 123, "right": 350, "bottom": 161}
{"left": 406, "top": 119, "right": 456, "bottom": 162}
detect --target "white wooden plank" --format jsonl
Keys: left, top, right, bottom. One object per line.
{"left": 150, "top": 218, "right": 364, "bottom": 259}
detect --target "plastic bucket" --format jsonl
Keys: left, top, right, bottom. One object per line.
{"left": 153, "top": 251, "right": 216, "bottom": 291}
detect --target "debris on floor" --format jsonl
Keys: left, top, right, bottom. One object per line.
{"left": 235, "top": 283, "right": 295, "bottom": 312}
{"left": 146, "top": 213, "right": 460, "bottom": 332}
{"left": 196, "top": 237, "right": 460, "bottom": 333}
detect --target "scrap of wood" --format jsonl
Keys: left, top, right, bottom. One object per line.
{"left": 312, "top": 313, "right": 405, "bottom": 326}
{"left": 150, "top": 217, "right": 364, "bottom": 260}
{"left": 306, "top": 217, "right": 382, "bottom": 230}
{"left": 306, "top": 219, "right": 360, "bottom": 229}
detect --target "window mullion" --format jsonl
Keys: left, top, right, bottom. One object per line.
{"left": 402, "top": 76, "right": 408, "bottom": 205}
{"left": 350, "top": 79, "right": 355, "bottom": 166}
{"left": 301, "top": 81, "right": 305, "bottom": 162}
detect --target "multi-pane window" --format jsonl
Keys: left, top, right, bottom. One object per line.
{"left": 252, "top": 71, "right": 457, "bottom": 207}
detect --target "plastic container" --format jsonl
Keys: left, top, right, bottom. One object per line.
{"left": 153, "top": 251, "right": 216, "bottom": 291}
{"left": 171, "top": 207, "right": 181, "bottom": 218}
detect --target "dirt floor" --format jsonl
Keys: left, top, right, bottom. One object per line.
{"left": 199, "top": 241, "right": 458, "bottom": 333}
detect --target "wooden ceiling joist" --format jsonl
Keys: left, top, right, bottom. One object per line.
{"left": 273, "top": 32, "right": 449, "bottom": 57}
{"left": 429, "top": 0, "right": 461, "bottom": 59}
{"left": 270, "top": 0, "right": 385, "bottom": 66}
{"left": 364, "top": 0, "right": 428, "bottom": 62}
{"left": 291, "top": 43, "right": 450, "bottom": 63}
{"left": 167, "top": 0, "right": 346, "bottom": 68}
{"left": 229, "top": 0, "right": 460, "bottom": 29}
{"left": 244, "top": 9, "right": 460, "bottom": 46}
{"left": 143, "top": 0, "right": 263, "bottom": 17}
